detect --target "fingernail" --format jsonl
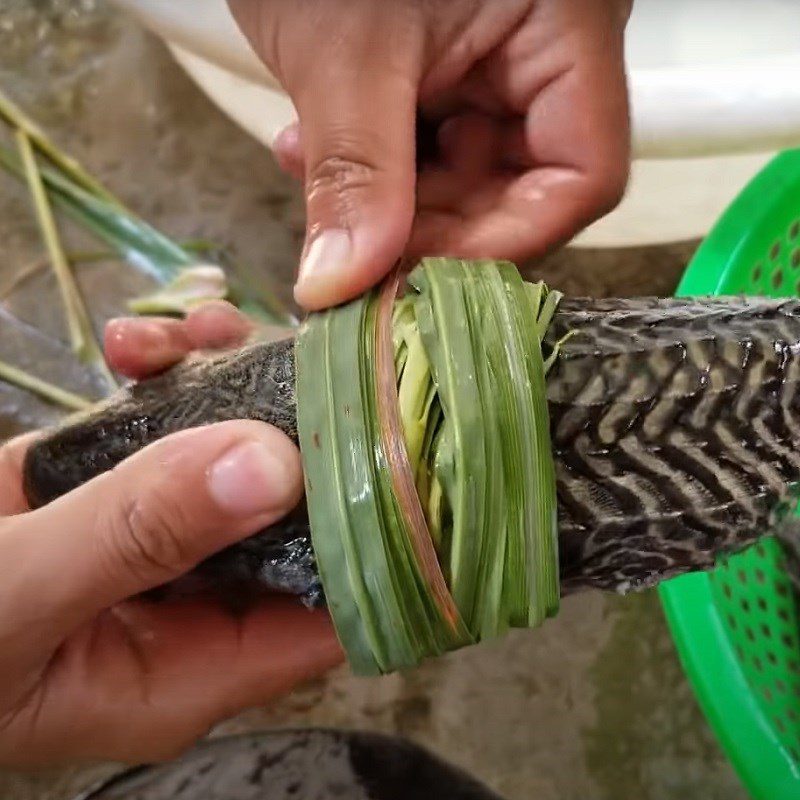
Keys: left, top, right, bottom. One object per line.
{"left": 105, "top": 318, "right": 168, "bottom": 350}
{"left": 271, "top": 121, "right": 300, "bottom": 152}
{"left": 294, "top": 229, "right": 352, "bottom": 308}
{"left": 208, "top": 440, "right": 295, "bottom": 517}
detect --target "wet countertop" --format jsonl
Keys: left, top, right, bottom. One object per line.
{"left": 0, "top": 3, "right": 746, "bottom": 799}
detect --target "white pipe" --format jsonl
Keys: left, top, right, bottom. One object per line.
{"left": 114, "top": 0, "right": 800, "bottom": 160}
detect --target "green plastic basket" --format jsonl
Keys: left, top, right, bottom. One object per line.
{"left": 660, "top": 149, "right": 800, "bottom": 799}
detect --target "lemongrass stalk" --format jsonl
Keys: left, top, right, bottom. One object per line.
{"left": 17, "top": 130, "right": 85, "bottom": 353}
{"left": 15, "top": 131, "right": 116, "bottom": 389}
{"left": 0, "top": 256, "right": 48, "bottom": 299}
{"left": 0, "top": 142, "right": 297, "bottom": 327}
{"left": 0, "top": 358, "right": 92, "bottom": 411}
{"left": 0, "top": 87, "right": 121, "bottom": 207}
{"left": 0, "top": 250, "right": 116, "bottom": 300}
{"left": 128, "top": 265, "right": 228, "bottom": 315}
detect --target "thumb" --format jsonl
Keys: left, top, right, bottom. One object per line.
{"left": 290, "top": 36, "right": 421, "bottom": 310}
{"left": 3, "top": 421, "right": 302, "bottom": 637}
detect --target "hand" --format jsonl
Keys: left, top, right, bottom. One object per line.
{"left": 0, "top": 302, "right": 342, "bottom": 767}
{"left": 229, "top": 0, "right": 631, "bottom": 309}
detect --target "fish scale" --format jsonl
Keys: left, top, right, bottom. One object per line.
{"left": 22, "top": 296, "right": 800, "bottom": 606}
{"left": 550, "top": 297, "right": 800, "bottom": 593}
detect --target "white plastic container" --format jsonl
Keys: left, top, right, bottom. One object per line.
{"left": 112, "top": 0, "right": 800, "bottom": 247}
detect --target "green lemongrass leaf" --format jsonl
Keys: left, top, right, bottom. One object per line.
{"left": 298, "top": 285, "right": 470, "bottom": 675}
{"left": 526, "top": 286, "right": 561, "bottom": 616}
{"left": 410, "top": 259, "right": 489, "bottom": 627}
{"left": 461, "top": 265, "right": 508, "bottom": 637}
{"left": 496, "top": 266, "right": 558, "bottom": 626}
{"left": 0, "top": 358, "right": 92, "bottom": 411}
{"left": 395, "top": 321, "right": 435, "bottom": 471}
{"left": 297, "top": 299, "right": 397, "bottom": 675}
{"left": 0, "top": 144, "right": 296, "bottom": 327}
{"left": 16, "top": 130, "right": 85, "bottom": 353}
{"left": 15, "top": 131, "right": 116, "bottom": 389}
{"left": 0, "top": 86, "right": 120, "bottom": 206}
{"left": 535, "top": 285, "right": 563, "bottom": 341}
{"left": 128, "top": 265, "right": 228, "bottom": 315}
{"left": 296, "top": 258, "right": 561, "bottom": 674}
{"left": 0, "top": 142, "right": 190, "bottom": 282}
{"left": 525, "top": 281, "right": 545, "bottom": 320}
{"left": 543, "top": 330, "right": 576, "bottom": 375}
{"left": 364, "top": 293, "right": 468, "bottom": 661}
{"left": 409, "top": 259, "right": 559, "bottom": 636}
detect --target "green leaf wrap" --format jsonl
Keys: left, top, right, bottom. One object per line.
{"left": 297, "top": 259, "right": 560, "bottom": 675}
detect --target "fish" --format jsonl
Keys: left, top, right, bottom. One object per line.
{"left": 23, "top": 296, "right": 800, "bottom": 607}
{"left": 77, "top": 729, "right": 505, "bottom": 800}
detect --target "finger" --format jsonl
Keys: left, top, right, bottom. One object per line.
{"left": 501, "top": 8, "right": 630, "bottom": 242}
{"left": 183, "top": 301, "right": 253, "bottom": 350}
{"left": 289, "top": 15, "right": 423, "bottom": 310}
{"left": 104, "top": 304, "right": 251, "bottom": 381}
{"left": 7, "top": 597, "right": 343, "bottom": 765}
{"left": 413, "top": 35, "right": 629, "bottom": 258}
{"left": 2, "top": 421, "right": 303, "bottom": 639}
{"left": 103, "top": 598, "right": 343, "bottom": 762}
{"left": 411, "top": 168, "right": 606, "bottom": 260}
{"left": 437, "top": 113, "right": 498, "bottom": 175}
{"left": 271, "top": 122, "right": 304, "bottom": 181}
{"left": 0, "top": 432, "right": 41, "bottom": 515}
{"left": 104, "top": 317, "right": 192, "bottom": 380}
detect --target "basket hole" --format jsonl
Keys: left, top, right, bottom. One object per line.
{"left": 753, "top": 263, "right": 764, "bottom": 282}
{"left": 753, "top": 655, "right": 764, "bottom": 671}
{"left": 741, "top": 598, "right": 751, "bottom": 612}
{"left": 789, "top": 708, "right": 798, "bottom": 722}
{"left": 727, "top": 613, "right": 738, "bottom": 630}
{"left": 736, "top": 644, "right": 745, "bottom": 660}
{"left": 779, "top": 608, "right": 790, "bottom": 622}
{"left": 761, "top": 623, "right": 773, "bottom": 639}
{"left": 790, "top": 220, "right": 800, "bottom": 241}
{"left": 756, "top": 543, "right": 767, "bottom": 557}
{"left": 789, "top": 659, "right": 800, "bottom": 674}
{"left": 737, "top": 569, "right": 748, "bottom": 584}
{"left": 746, "top": 627, "right": 756, "bottom": 642}
{"left": 764, "top": 686, "right": 774, "bottom": 701}
{"left": 757, "top": 597, "right": 768, "bottom": 611}
{"left": 777, "top": 582, "right": 789, "bottom": 598}
{"left": 790, "top": 746, "right": 800, "bottom": 763}
{"left": 768, "top": 651, "right": 778, "bottom": 665}
{"left": 722, "top": 582, "right": 732, "bottom": 598}
{"left": 782, "top": 634, "right": 796, "bottom": 649}
{"left": 771, "top": 240, "right": 782, "bottom": 260}
{"left": 775, "top": 716, "right": 787, "bottom": 733}
{"left": 772, "top": 269, "right": 784, "bottom": 289}
{"left": 776, "top": 679, "right": 787, "bottom": 693}
{"left": 792, "top": 249, "right": 800, "bottom": 269}
{"left": 756, "top": 568, "right": 766, "bottom": 584}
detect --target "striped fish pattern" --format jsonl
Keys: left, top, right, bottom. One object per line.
{"left": 548, "top": 297, "right": 800, "bottom": 593}
{"left": 22, "top": 297, "right": 800, "bottom": 602}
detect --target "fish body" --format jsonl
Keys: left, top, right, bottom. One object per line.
{"left": 23, "top": 297, "right": 800, "bottom": 604}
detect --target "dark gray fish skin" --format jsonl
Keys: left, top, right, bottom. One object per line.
{"left": 23, "top": 337, "right": 323, "bottom": 606}
{"left": 23, "top": 297, "right": 800, "bottom": 604}
{"left": 76, "top": 729, "right": 504, "bottom": 800}
{"left": 550, "top": 297, "right": 800, "bottom": 592}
